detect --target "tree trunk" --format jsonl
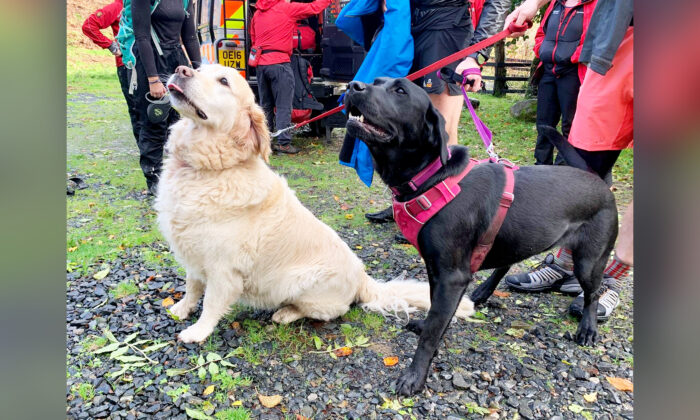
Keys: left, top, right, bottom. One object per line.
{"left": 493, "top": 41, "right": 507, "bottom": 97}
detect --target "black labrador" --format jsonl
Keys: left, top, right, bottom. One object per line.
{"left": 344, "top": 77, "right": 618, "bottom": 395}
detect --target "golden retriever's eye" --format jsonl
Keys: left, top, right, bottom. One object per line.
{"left": 219, "top": 77, "right": 229, "bottom": 86}
{"left": 396, "top": 86, "right": 407, "bottom": 94}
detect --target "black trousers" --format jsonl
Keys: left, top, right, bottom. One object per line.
{"left": 535, "top": 69, "right": 581, "bottom": 165}
{"left": 257, "top": 63, "right": 294, "bottom": 144}
{"left": 132, "top": 45, "right": 189, "bottom": 189}
{"left": 116, "top": 65, "right": 141, "bottom": 144}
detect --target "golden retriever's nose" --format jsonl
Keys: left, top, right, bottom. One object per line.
{"left": 175, "top": 66, "right": 194, "bottom": 78}
{"left": 348, "top": 81, "right": 366, "bottom": 92}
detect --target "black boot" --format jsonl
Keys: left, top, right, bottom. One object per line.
{"left": 365, "top": 206, "right": 393, "bottom": 223}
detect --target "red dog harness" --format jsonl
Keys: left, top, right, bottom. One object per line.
{"left": 392, "top": 156, "right": 518, "bottom": 273}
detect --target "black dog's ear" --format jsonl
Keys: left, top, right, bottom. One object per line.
{"left": 425, "top": 102, "right": 450, "bottom": 165}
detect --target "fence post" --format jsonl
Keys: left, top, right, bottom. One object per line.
{"left": 493, "top": 40, "right": 506, "bottom": 97}
{"left": 525, "top": 56, "right": 540, "bottom": 98}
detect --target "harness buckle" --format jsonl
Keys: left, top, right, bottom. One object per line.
{"left": 500, "top": 191, "right": 514, "bottom": 208}
{"left": 498, "top": 158, "right": 517, "bottom": 169}
{"left": 416, "top": 195, "right": 432, "bottom": 210}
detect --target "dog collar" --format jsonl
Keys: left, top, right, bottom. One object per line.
{"left": 390, "top": 149, "right": 452, "bottom": 196}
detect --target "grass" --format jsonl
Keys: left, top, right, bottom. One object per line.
{"left": 215, "top": 408, "right": 252, "bottom": 420}
{"left": 110, "top": 280, "right": 139, "bottom": 299}
{"left": 73, "top": 382, "right": 95, "bottom": 402}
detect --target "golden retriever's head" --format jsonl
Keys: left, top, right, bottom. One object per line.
{"left": 166, "top": 64, "right": 271, "bottom": 168}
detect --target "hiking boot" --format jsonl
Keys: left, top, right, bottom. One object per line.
{"left": 273, "top": 143, "right": 299, "bottom": 154}
{"left": 365, "top": 206, "right": 394, "bottom": 223}
{"left": 394, "top": 232, "right": 410, "bottom": 244}
{"left": 505, "top": 254, "right": 582, "bottom": 294}
{"left": 568, "top": 276, "right": 620, "bottom": 322}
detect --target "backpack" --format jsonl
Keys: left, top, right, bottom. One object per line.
{"left": 116, "top": 0, "right": 190, "bottom": 94}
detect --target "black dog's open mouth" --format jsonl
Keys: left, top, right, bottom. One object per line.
{"left": 346, "top": 104, "right": 391, "bottom": 140}
{"left": 167, "top": 83, "right": 208, "bottom": 120}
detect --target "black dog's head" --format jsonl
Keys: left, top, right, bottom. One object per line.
{"left": 344, "top": 77, "right": 451, "bottom": 188}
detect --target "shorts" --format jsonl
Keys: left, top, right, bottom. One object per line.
{"left": 569, "top": 27, "right": 634, "bottom": 151}
{"left": 412, "top": 26, "right": 473, "bottom": 96}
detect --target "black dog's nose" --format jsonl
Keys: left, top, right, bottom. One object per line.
{"left": 348, "top": 81, "right": 366, "bottom": 92}
{"left": 175, "top": 66, "right": 194, "bottom": 78}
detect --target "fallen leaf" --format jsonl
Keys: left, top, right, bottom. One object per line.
{"left": 162, "top": 297, "right": 175, "bottom": 307}
{"left": 505, "top": 328, "right": 525, "bottom": 338}
{"left": 383, "top": 356, "right": 399, "bottom": 366}
{"left": 333, "top": 195, "right": 340, "bottom": 202}
{"left": 68, "top": 246, "right": 78, "bottom": 252}
{"left": 334, "top": 347, "right": 353, "bottom": 357}
{"left": 258, "top": 394, "right": 283, "bottom": 408}
{"left": 232, "top": 400, "right": 242, "bottom": 406}
{"left": 606, "top": 376, "right": 633, "bottom": 392}
{"left": 296, "top": 415, "right": 310, "bottom": 420}
{"left": 493, "top": 290, "right": 510, "bottom": 298}
{"left": 203, "top": 385, "right": 215, "bottom": 396}
{"left": 583, "top": 392, "right": 597, "bottom": 402}
{"left": 88, "top": 202, "right": 96, "bottom": 208}
{"left": 344, "top": 214, "right": 354, "bottom": 219}
{"left": 108, "top": 234, "right": 115, "bottom": 240}
{"left": 340, "top": 204, "right": 350, "bottom": 211}
{"left": 231, "top": 322, "right": 241, "bottom": 330}
{"left": 338, "top": 400, "right": 348, "bottom": 408}
{"left": 93, "top": 267, "right": 110, "bottom": 280}
{"left": 355, "top": 245, "right": 363, "bottom": 250}
{"left": 568, "top": 403, "right": 585, "bottom": 414}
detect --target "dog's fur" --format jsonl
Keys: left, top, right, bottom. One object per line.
{"left": 344, "top": 77, "right": 618, "bottom": 395}
{"left": 155, "top": 65, "right": 474, "bottom": 343}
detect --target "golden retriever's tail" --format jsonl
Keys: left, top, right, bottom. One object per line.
{"left": 357, "top": 271, "right": 474, "bottom": 320}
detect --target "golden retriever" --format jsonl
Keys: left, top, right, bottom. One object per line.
{"left": 156, "top": 64, "right": 473, "bottom": 343}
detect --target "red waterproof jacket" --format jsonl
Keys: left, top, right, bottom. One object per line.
{"left": 251, "top": 0, "right": 331, "bottom": 66}
{"left": 534, "top": 0, "right": 597, "bottom": 82}
{"left": 82, "top": 0, "right": 124, "bottom": 67}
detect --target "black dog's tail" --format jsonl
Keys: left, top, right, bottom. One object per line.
{"left": 537, "top": 125, "right": 590, "bottom": 171}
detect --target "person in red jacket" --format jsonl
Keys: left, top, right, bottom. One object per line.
{"left": 531, "top": 0, "right": 597, "bottom": 165}
{"left": 81, "top": 0, "right": 140, "bottom": 144}
{"left": 250, "top": 0, "right": 331, "bottom": 154}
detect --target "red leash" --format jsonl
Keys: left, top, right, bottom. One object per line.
{"left": 270, "top": 21, "right": 532, "bottom": 137}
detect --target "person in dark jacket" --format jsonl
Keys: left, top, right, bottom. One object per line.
{"left": 531, "top": 0, "right": 597, "bottom": 165}
{"left": 82, "top": 0, "right": 140, "bottom": 144}
{"left": 131, "top": 0, "right": 201, "bottom": 195}
{"left": 250, "top": 0, "right": 331, "bottom": 155}
{"left": 504, "top": 0, "right": 634, "bottom": 322}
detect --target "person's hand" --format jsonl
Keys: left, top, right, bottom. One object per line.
{"left": 455, "top": 56, "right": 482, "bottom": 92}
{"left": 504, "top": 0, "right": 542, "bottom": 38}
{"left": 108, "top": 40, "right": 122, "bottom": 57}
{"left": 148, "top": 78, "right": 167, "bottom": 99}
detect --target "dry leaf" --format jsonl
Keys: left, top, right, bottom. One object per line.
{"left": 108, "top": 234, "right": 115, "bottom": 240}
{"left": 583, "top": 392, "right": 597, "bottom": 402}
{"left": 146, "top": 275, "right": 155, "bottom": 282}
{"left": 606, "top": 377, "right": 633, "bottom": 392}
{"left": 231, "top": 322, "right": 241, "bottom": 330}
{"left": 355, "top": 245, "right": 363, "bottom": 250}
{"left": 344, "top": 214, "right": 354, "bottom": 219}
{"left": 338, "top": 400, "right": 348, "bottom": 408}
{"left": 383, "top": 356, "right": 399, "bottom": 366}
{"left": 232, "top": 400, "right": 242, "bottom": 406}
{"left": 493, "top": 290, "right": 511, "bottom": 298}
{"left": 340, "top": 204, "right": 350, "bottom": 211}
{"left": 258, "top": 394, "right": 283, "bottom": 408}
{"left": 333, "top": 195, "right": 340, "bottom": 202}
{"left": 296, "top": 415, "right": 310, "bottom": 420}
{"left": 162, "top": 297, "right": 175, "bottom": 307}
{"left": 334, "top": 347, "right": 353, "bottom": 357}
{"left": 203, "top": 385, "right": 215, "bottom": 396}
{"left": 68, "top": 246, "right": 78, "bottom": 252}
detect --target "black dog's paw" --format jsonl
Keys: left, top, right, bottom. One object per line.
{"left": 395, "top": 369, "right": 426, "bottom": 396}
{"left": 574, "top": 322, "right": 598, "bottom": 346}
{"left": 405, "top": 320, "right": 425, "bottom": 335}
{"left": 470, "top": 290, "right": 489, "bottom": 306}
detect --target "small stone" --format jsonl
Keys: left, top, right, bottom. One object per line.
{"left": 572, "top": 367, "right": 588, "bottom": 380}
{"left": 480, "top": 371, "right": 492, "bottom": 382}
{"left": 452, "top": 372, "right": 470, "bottom": 390}
{"left": 307, "top": 393, "right": 318, "bottom": 402}
{"left": 519, "top": 401, "right": 534, "bottom": 420}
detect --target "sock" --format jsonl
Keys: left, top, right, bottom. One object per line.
{"left": 605, "top": 254, "right": 632, "bottom": 280}
{"left": 553, "top": 247, "right": 574, "bottom": 271}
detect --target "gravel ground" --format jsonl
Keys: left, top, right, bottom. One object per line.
{"left": 67, "top": 214, "right": 634, "bottom": 419}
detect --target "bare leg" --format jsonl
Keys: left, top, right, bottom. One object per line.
{"left": 169, "top": 274, "right": 204, "bottom": 320}
{"left": 615, "top": 201, "right": 634, "bottom": 265}
{"left": 178, "top": 271, "right": 242, "bottom": 343}
{"left": 429, "top": 89, "right": 463, "bottom": 146}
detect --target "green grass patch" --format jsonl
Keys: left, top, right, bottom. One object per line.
{"left": 110, "top": 280, "right": 139, "bottom": 299}
{"left": 215, "top": 408, "right": 252, "bottom": 420}
{"left": 73, "top": 383, "right": 95, "bottom": 402}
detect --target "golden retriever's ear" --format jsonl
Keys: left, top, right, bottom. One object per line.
{"left": 249, "top": 104, "right": 271, "bottom": 163}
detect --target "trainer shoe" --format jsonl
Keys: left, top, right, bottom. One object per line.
{"left": 273, "top": 143, "right": 299, "bottom": 154}
{"left": 505, "top": 254, "right": 582, "bottom": 294}
{"left": 568, "top": 276, "right": 620, "bottom": 322}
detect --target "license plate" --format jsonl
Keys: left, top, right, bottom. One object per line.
{"left": 218, "top": 43, "right": 246, "bottom": 72}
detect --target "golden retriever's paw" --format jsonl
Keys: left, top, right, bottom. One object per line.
{"left": 177, "top": 325, "right": 213, "bottom": 343}
{"left": 169, "top": 300, "right": 193, "bottom": 320}
{"left": 272, "top": 306, "right": 303, "bottom": 324}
